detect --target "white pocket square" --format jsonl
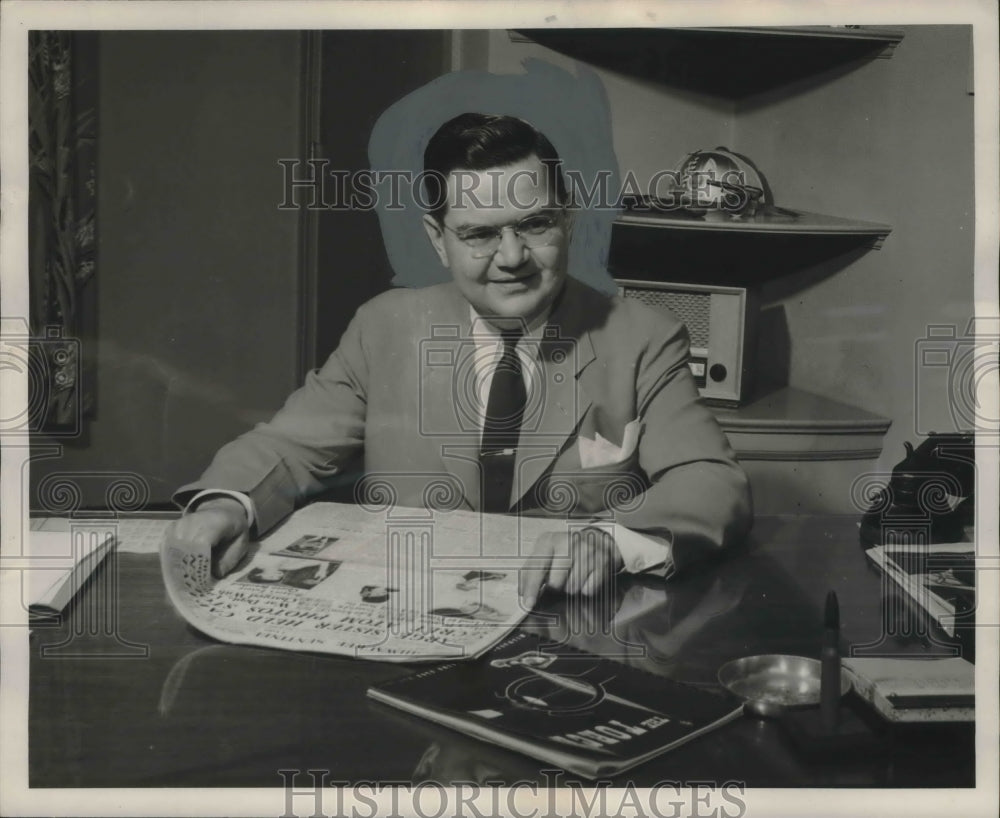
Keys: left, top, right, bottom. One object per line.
{"left": 578, "top": 419, "right": 642, "bottom": 469}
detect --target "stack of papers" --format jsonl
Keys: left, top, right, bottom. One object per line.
{"left": 25, "top": 530, "right": 116, "bottom": 620}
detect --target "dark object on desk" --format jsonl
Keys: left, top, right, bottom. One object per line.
{"left": 717, "top": 654, "right": 851, "bottom": 719}
{"left": 820, "top": 591, "right": 841, "bottom": 732}
{"left": 775, "top": 591, "right": 886, "bottom": 758}
{"left": 368, "top": 631, "right": 742, "bottom": 779}
{"left": 859, "top": 432, "right": 975, "bottom": 547}
{"left": 858, "top": 433, "right": 977, "bottom": 653}
{"left": 776, "top": 589, "right": 889, "bottom": 758}
{"left": 779, "top": 699, "right": 888, "bottom": 760}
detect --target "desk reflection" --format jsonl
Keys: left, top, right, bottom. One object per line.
{"left": 28, "top": 518, "right": 975, "bottom": 788}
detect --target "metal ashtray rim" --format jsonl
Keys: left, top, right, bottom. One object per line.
{"left": 718, "top": 653, "right": 853, "bottom": 718}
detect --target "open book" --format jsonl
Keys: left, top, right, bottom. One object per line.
{"left": 161, "top": 502, "right": 570, "bottom": 662}
{"left": 368, "top": 631, "right": 743, "bottom": 778}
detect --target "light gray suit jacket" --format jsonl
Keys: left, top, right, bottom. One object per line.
{"left": 176, "top": 277, "right": 752, "bottom": 577}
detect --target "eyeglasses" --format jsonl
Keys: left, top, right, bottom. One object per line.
{"left": 442, "top": 210, "right": 565, "bottom": 258}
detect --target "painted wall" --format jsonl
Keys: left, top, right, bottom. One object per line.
{"left": 487, "top": 30, "right": 735, "bottom": 188}
{"left": 31, "top": 31, "right": 305, "bottom": 508}
{"left": 481, "top": 26, "right": 975, "bottom": 513}
{"left": 738, "top": 26, "right": 974, "bottom": 471}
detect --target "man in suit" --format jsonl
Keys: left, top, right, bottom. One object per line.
{"left": 172, "top": 113, "right": 751, "bottom": 605}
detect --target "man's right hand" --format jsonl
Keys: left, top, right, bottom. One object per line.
{"left": 170, "top": 496, "right": 250, "bottom": 578}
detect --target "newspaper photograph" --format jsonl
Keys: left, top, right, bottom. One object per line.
{"left": 160, "top": 502, "right": 570, "bottom": 661}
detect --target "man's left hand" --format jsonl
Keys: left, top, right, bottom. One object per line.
{"left": 518, "top": 526, "right": 623, "bottom": 608}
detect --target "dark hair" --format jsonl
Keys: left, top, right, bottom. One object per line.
{"left": 422, "top": 113, "right": 568, "bottom": 222}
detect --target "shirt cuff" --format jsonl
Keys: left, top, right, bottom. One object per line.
{"left": 187, "top": 489, "right": 257, "bottom": 529}
{"left": 611, "top": 523, "right": 671, "bottom": 576}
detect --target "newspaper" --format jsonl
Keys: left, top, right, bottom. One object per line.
{"left": 160, "top": 502, "right": 572, "bottom": 661}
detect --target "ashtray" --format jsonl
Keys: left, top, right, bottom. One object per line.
{"left": 718, "top": 654, "right": 853, "bottom": 718}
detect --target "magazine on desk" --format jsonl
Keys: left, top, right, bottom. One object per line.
{"left": 368, "top": 631, "right": 743, "bottom": 779}
{"left": 864, "top": 542, "right": 975, "bottom": 637}
{"left": 160, "top": 502, "right": 567, "bottom": 661}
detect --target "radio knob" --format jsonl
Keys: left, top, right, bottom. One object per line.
{"left": 709, "top": 364, "right": 728, "bottom": 382}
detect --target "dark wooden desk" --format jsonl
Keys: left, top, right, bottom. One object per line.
{"left": 28, "top": 515, "right": 975, "bottom": 788}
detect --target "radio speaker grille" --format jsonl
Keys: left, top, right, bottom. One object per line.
{"left": 621, "top": 287, "right": 711, "bottom": 347}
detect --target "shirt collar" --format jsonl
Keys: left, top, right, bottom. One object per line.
{"left": 468, "top": 306, "right": 550, "bottom": 341}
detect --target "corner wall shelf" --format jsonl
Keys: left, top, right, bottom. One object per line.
{"left": 509, "top": 25, "right": 902, "bottom": 506}
{"left": 609, "top": 209, "right": 892, "bottom": 286}
{"left": 713, "top": 387, "right": 892, "bottom": 461}
{"left": 615, "top": 208, "right": 891, "bottom": 237}
{"left": 509, "top": 27, "right": 905, "bottom": 98}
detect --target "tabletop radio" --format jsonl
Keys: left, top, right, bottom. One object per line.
{"left": 616, "top": 278, "right": 759, "bottom": 406}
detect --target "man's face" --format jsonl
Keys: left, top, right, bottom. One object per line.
{"left": 423, "top": 156, "right": 569, "bottom": 325}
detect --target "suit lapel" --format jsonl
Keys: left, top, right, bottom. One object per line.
{"left": 418, "top": 286, "right": 483, "bottom": 510}
{"left": 421, "top": 280, "right": 605, "bottom": 512}
{"left": 511, "top": 280, "right": 598, "bottom": 508}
